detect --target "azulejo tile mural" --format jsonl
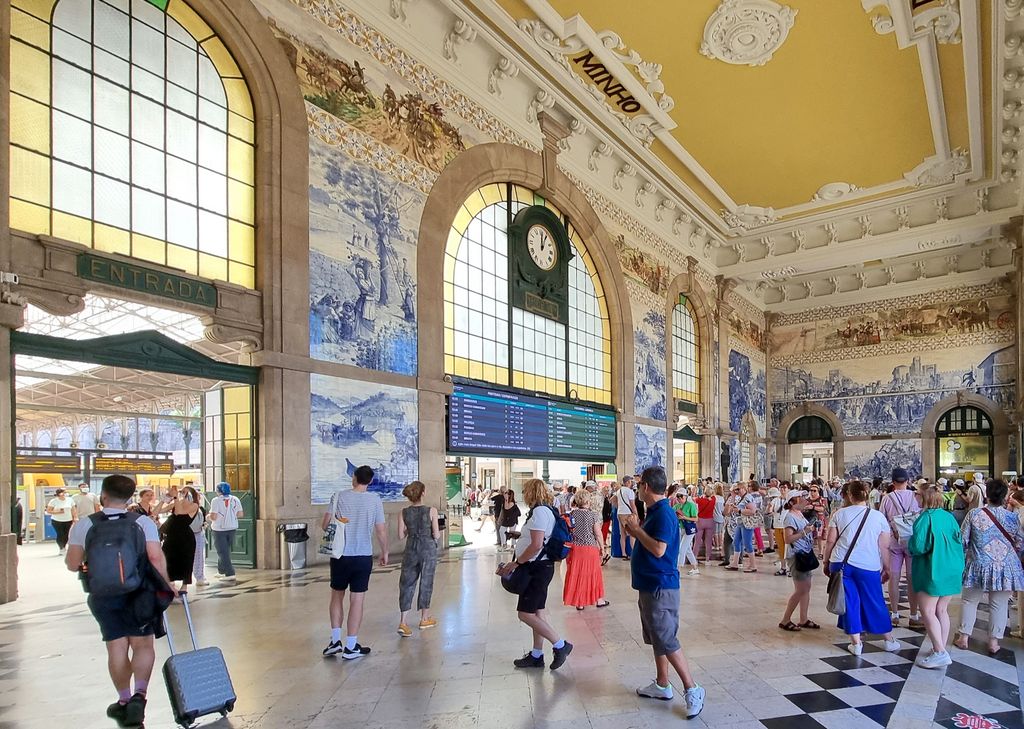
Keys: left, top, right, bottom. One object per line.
{"left": 844, "top": 439, "right": 923, "bottom": 481}
{"left": 308, "top": 140, "right": 423, "bottom": 374}
{"left": 771, "top": 344, "right": 1016, "bottom": 436}
{"left": 634, "top": 424, "right": 666, "bottom": 471}
{"left": 310, "top": 374, "right": 419, "bottom": 504}
{"left": 728, "top": 348, "right": 767, "bottom": 435}
{"left": 629, "top": 282, "right": 668, "bottom": 422}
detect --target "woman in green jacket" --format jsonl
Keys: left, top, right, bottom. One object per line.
{"left": 908, "top": 485, "right": 965, "bottom": 669}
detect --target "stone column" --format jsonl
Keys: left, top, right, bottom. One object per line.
{"left": 715, "top": 278, "right": 736, "bottom": 480}
{"left": 0, "top": 303, "right": 26, "bottom": 604}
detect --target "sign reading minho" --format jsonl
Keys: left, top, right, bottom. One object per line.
{"left": 77, "top": 254, "right": 217, "bottom": 308}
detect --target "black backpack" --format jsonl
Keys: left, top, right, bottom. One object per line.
{"left": 83, "top": 511, "right": 147, "bottom": 596}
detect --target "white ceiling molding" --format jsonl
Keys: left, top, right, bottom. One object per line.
{"left": 699, "top": 0, "right": 798, "bottom": 67}
{"left": 812, "top": 182, "right": 862, "bottom": 202}
{"left": 904, "top": 149, "right": 971, "bottom": 186}
{"left": 721, "top": 204, "right": 778, "bottom": 230}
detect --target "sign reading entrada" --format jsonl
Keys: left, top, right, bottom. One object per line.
{"left": 77, "top": 254, "right": 217, "bottom": 308}
{"left": 571, "top": 52, "right": 642, "bottom": 113}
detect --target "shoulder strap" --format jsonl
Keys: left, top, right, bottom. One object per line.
{"left": 841, "top": 509, "right": 872, "bottom": 567}
{"left": 982, "top": 508, "right": 1019, "bottom": 552}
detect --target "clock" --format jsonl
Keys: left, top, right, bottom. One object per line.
{"left": 526, "top": 225, "right": 558, "bottom": 271}
{"left": 508, "top": 204, "right": 573, "bottom": 323}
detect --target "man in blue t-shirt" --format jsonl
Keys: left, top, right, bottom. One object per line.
{"left": 624, "top": 466, "right": 705, "bottom": 719}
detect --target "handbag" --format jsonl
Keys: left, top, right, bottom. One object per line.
{"left": 318, "top": 493, "right": 346, "bottom": 559}
{"left": 888, "top": 491, "right": 918, "bottom": 541}
{"left": 826, "top": 508, "right": 871, "bottom": 616}
{"left": 500, "top": 562, "right": 532, "bottom": 595}
{"left": 981, "top": 508, "right": 1024, "bottom": 566}
{"left": 793, "top": 550, "right": 819, "bottom": 572}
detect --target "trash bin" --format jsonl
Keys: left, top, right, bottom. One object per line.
{"left": 278, "top": 523, "right": 309, "bottom": 570}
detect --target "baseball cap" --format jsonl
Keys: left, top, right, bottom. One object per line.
{"left": 585, "top": 480, "right": 597, "bottom": 489}
{"left": 937, "top": 478, "right": 948, "bottom": 486}
{"left": 954, "top": 478, "right": 965, "bottom": 486}
{"left": 768, "top": 487, "right": 781, "bottom": 497}
{"left": 973, "top": 472, "right": 985, "bottom": 483}
{"left": 891, "top": 467, "right": 909, "bottom": 483}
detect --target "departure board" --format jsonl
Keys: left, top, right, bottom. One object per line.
{"left": 447, "top": 383, "right": 617, "bottom": 460}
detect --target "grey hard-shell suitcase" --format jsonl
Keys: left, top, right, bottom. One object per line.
{"left": 162, "top": 593, "right": 236, "bottom": 727}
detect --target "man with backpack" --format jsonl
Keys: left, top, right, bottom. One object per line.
{"left": 65, "top": 474, "right": 174, "bottom": 729}
{"left": 496, "top": 478, "right": 573, "bottom": 670}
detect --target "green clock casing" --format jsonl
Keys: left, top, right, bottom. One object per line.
{"left": 507, "top": 205, "right": 573, "bottom": 323}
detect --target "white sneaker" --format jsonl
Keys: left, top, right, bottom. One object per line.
{"left": 847, "top": 642, "right": 863, "bottom": 656}
{"left": 916, "top": 650, "right": 952, "bottom": 669}
{"left": 688, "top": 568, "right": 700, "bottom": 576}
{"left": 884, "top": 639, "right": 902, "bottom": 652}
{"left": 194, "top": 579, "right": 209, "bottom": 587}
{"left": 890, "top": 611, "right": 900, "bottom": 626}
{"left": 684, "top": 685, "right": 705, "bottom": 718}
{"left": 636, "top": 680, "right": 673, "bottom": 701}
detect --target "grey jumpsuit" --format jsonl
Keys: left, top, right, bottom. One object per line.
{"left": 399, "top": 505, "right": 438, "bottom": 611}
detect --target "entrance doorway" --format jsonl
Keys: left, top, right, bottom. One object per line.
{"left": 12, "top": 296, "right": 259, "bottom": 574}
{"left": 787, "top": 416, "right": 835, "bottom": 483}
{"left": 935, "top": 406, "right": 994, "bottom": 482}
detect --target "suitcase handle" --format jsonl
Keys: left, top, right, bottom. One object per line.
{"left": 163, "top": 592, "right": 199, "bottom": 656}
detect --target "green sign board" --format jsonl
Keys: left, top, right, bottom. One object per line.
{"left": 77, "top": 254, "right": 217, "bottom": 308}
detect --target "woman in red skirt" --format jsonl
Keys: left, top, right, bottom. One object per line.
{"left": 564, "top": 490, "right": 611, "bottom": 610}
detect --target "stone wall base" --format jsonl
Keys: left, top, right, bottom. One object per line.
{"left": 0, "top": 534, "right": 19, "bottom": 604}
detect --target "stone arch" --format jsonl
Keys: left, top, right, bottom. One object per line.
{"left": 774, "top": 403, "right": 846, "bottom": 481}
{"left": 415, "top": 143, "right": 634, "bottom": 478}
{"left": 921, "top": 392, "right": 1010, "bottom": 477}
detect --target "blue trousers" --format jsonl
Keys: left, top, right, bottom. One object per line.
{"left": 213, "top": 529, "right": 236, "bottom": 576}
{"left": 831, "top": 562, "right": 891, "bottom": 635}
{"left": 611, "top": 517, "right": 633, "bottom": 558}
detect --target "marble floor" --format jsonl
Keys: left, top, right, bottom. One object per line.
{"left": 1, "top": 524, "right": 1022, "bottom": 729}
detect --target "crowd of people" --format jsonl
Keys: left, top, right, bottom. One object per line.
{"left": 64, "top": 465, "right": 1023, "bottom": 728}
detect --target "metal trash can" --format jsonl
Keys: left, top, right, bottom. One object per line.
{"left": 278, "top": 523, "right": 309, "bottom": 570}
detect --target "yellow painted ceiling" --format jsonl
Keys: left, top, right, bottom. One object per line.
{"left": 494, "top": 0, "right": 973, "bottom": 212}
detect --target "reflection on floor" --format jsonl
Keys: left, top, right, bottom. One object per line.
{"left": 1, "top": 536, "right": 1022, "bottom": 729}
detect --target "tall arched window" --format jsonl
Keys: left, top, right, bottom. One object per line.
{"left": 9, "top": 0, "right": 256, "bottom": 287}
{"left": 671, "top": 295, "right": 700, "bottom": 404}
{"left": 443, "top": 183, "right": 612, "bottom": 405}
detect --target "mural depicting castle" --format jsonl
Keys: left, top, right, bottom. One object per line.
{"left": 844, "top": 439, "right": 923, "bottom": 481}
{"left": 308, "top": 141, "right": 423, "bottom": 375}
{"left": 310, "top": 375, "right": 418, "bottom": 503}
{"left": 771, "top": 345, "right": 1016, "bottom": 436}
{"left": 634, "top": 424, "right": 666, "bottom": 471}
{"left": 771, "top": 292, "right": 1013, "bottom": 357}
{"left": 631, "top": 283, "right": 667, "bottom": 422}
{"left": 728, "top": 349, "right": 767, "bottom": 436}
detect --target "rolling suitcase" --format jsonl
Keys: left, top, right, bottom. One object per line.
{"left": 162, "top": 593, "right": 236, "bottom": 727}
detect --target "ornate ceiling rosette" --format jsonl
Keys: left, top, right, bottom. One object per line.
{"left": 700, "top": 0, "right": 798, "bottom": 67}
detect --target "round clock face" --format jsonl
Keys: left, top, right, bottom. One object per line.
{"left": 526, "top": 224, "right": 557, "bottom": 271}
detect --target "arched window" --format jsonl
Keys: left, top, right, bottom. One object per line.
{"left": 9, "top": 0, "right": 256, "bottom": 287}
{"left": 671, "top": 295, "right": 699, "bottom": 404}
{"left": 443, "top": 183, "right": 611, "bottom": 405}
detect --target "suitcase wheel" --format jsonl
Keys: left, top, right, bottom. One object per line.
{"left": 226, "top": 700, "right": 235, "bottom": 713}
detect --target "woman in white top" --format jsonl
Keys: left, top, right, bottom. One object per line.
{"left": 823, "top": 480, "right": 903, "bottom": 657}
{"left": 45, "top": 488, "right": 77, "bottom": 555}
{"left": 613, "top": 480, "right": 637, "bottom": 560}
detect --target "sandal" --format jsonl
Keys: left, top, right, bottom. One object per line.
{"left": 778, "top": 621, "right": 801, "bottom": 632}
{"left": 743, "top": 569, "right": 758, "bottom": 573}
{"left": 799, "top": 620, "right": 820, "bottom": 630}
{"left": 596, "top": 600, "right": 610, "bottom": 608}
{"left": 725, "top": 566, "right": 739, "bottom": 571}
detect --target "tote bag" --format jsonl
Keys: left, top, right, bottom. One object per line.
{"left": 826, "top": 509, "right": 871, "bottom": 616}
{"left": 318, "top": 493, "right": 346, "bottom": 559}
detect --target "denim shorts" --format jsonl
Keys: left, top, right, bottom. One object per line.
{"left": 736, "top": 525, "right": 756, "bottom": 553}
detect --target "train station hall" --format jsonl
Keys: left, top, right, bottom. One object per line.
{"left": 1, "top": 0, "right": 1024, "bottom": 727}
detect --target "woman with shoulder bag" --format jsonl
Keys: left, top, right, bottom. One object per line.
{"left": 823, "top": 480, "right": 903, "bottom": 656}
{"left": 184, "top": 487, "right": 209, "bottom": 586}
{"left": 954, "top": 479, "right": 1024, "bottom": 654}
{"left": 779, "top": 491, "right": 821, "bottom": 631}
{"left": 907, "top": 485, "right": 964, "bottom": 668}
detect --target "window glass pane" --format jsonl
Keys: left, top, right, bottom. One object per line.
{"left": 197, "top": 54, "right": 226, "bottom": 106}
{"left": 131, "top": 0, "right": 165, "bottom": 31}
{"left": 53, "top": 0, "right": 92, "bottom": 41}
{"left": 131, "top": 19, "right": 164, "bottom": 75}
{"left": 94, "top": 47, "right": 130, "bottom": 85}
{"left": 93, "top": 174, "right": 130, "bottom": 228}
{"left": 166, "top": 82, "right": 197, "bottom": 117}
{"left": 130, "top": 94, "right": 164, "bottom": 148}
{"left": 198, "top": 210, "right": 227, "bottom": 257}
{"left": 94, "top": 77, "right": 130, "bottom": 134}
{"left": 132, "top": 186, "right": 165, "bottom": 239}
{"left": 167, "top": 200, "right": 197, "bottom": 247}
{"left": 94, "top": 1, "right": 130, "bottom": 59}
{"left": 166, "top": 40, "right": 198, "bottom": 90}
{"left": 53, "top": 111, "right": 93, "bottom": 167}
{"left": 198, "top": 98, "right": 227, "bottom": 131}
{"left": 54, "top": 60, "right": 93, "bottom": 120}
{"left": 52, "top": 28, "right": 92, "bottom": 69}
{"left": 198, "top": 169, "right": 227, "bottom": 214}
{"left": 166, "top": 157, "right": 197, "bottom": 204}
{"left": 166, "top": 110, "right": 197, "bottom": 161}
{"left": 53, "top": 161, "right": 93, "bottom": 217}
{"left": 132, "top": 65, "right": 164, "bottom": 103}
{"left": 93, "top": 127, "right": 130, "bottom": 180}
{"left": 198, "top": 125, "right": 226, "bottom": 174}
{"left": 131, "top": 141, "right": 164, "bottom": 193}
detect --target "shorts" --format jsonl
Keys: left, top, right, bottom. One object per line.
{"left": 638, "top": 588, "right": 681, "bottom": 656}
{"left": 88, "top": 593, "right": 158, "bottom": 642}
{"left": 516, "top": 559, "right": 555, "bottom": 613}
{"left": 330, "top": 555, "right": 373, "bottom": 593}
{"left": 787, "top": 556, "right": 814, "bottom": 582}
{"left": 736, "top": 525, "right": 756, "bottom": 553}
